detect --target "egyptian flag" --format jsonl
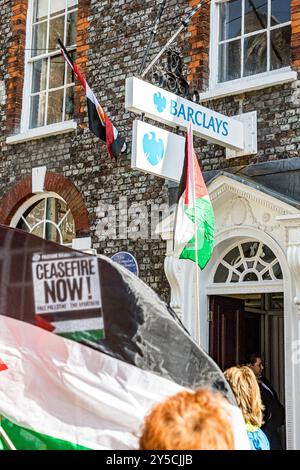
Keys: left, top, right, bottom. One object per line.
{"left": 0, "top": 225, "right": 250, "bottom": 450}
{"left": 174, "top": 125, "right": 214, "bottom": 269}
{"left": 58, "top": 39, "right": 126, "bottom": 159}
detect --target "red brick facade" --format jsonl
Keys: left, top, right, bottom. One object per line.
{"left": 187, "top": 0, "right": 211, "bottom": 92}
{"left": 6, "top": 0, "right": 28, "bottom": 134}
{"left": 291, "top": 0, "right": 300, "bottom": 69}
{"left": 73, "top": 0, "right": 90, "bottom": 125}
{"left": 0, "top": 173, "right": 89, "bottom": 235}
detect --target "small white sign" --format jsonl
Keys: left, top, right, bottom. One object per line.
{"left": 126, "top": 76, "right": 244, "bottom": 151}
{"left": 32, "top": 253, "right": 102, "bottom": 314}
{"left": 0, "top": 81, "right": 5, "bottom": 106}
{"left": 32, "top": 166, "right": 46, "bottom": 193}
{"left": 132, "top": 120, "right": 185, "bottom": 182}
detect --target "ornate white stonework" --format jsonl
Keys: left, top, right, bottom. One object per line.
{"left": 278, "top": 214, "right": 300, "bottom": 312}
{"left": 158, "top": 174, "right": 300, "bottom": 449}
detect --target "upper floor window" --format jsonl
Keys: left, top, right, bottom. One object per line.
{"left": 24, "top": 0, "right": 78, "bottom": 130}
{"left": 217, "top": 0, "right": 291, "bottom": 83}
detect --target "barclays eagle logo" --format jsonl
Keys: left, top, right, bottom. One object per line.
{"left": 143, "top": 132, "right": 164, "bottom": 166}
{"left": 153, "top": 92, "right": 166, "bottom": 113}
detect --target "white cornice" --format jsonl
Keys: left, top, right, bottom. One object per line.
{"left": 6, "top": 121, "right": 77, "bottom": 145}
{"left": 209, "top": 176, "right": 299, "bottom": 216}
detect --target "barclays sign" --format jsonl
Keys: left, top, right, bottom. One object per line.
{"left": 132, "top": 120, "right": 185, "bottom": 182}
{"left": 125, "top": 77, "right": 245, "bottom": 151}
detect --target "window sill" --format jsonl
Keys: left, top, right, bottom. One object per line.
{"left": 6, "top": 121, "right": 77, "bottom": 145}
{"left": 199, "top": 69, "right": 298, "bottom": 102}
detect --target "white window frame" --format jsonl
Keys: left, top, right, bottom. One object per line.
{"left": 10, "top": 192, "right": 76, "bottom": 246}
{"left": 205, "top": 0, "right": 296, "bottom": 101}
{"left": 20, "top": 0, "right": 78, "bottom": 135}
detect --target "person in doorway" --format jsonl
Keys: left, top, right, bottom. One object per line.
{"left": 139, "top": 388, "right": 239, "bottom": 450}
{"left": 246, "top": 353, "right": 285, "bottom": 450}
{"left": 224, "top": 366, "right": 270, "bottom": 450}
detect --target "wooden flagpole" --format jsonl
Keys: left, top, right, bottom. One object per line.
{"left": 0, "top": 416, "right": 16, "bottom": 450}
{"left": 189, "top": 125, "right": 201, "bottom": 344}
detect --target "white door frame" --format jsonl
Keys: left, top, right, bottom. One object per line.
{"left": 199, "top": 226, "right": 294, "bottom": 449}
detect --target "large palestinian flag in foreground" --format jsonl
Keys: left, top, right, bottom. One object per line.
{"left": 0, "top": 225, "right": 249, "bottom": 450}
{"left": 174, "top": 125, "right": 214, "bottom": 269}
{"left": 0, "top": 316, "right": 185, "bottom": 450}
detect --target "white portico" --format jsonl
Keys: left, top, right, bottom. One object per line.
{"left": 158, "top": 173, "right": 300, "bottom": 450}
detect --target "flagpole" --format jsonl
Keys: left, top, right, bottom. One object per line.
{"left": 141, "top": 0, "right": 205, "bottom": 79}
{"left": 138, "top": 0, "right": 167, "bottom": 75}
{"left": 189, "top": 126, "right": 201, "bottom": 345}
{"left": 0, "top": 416, "right": 16, "bottom": 450}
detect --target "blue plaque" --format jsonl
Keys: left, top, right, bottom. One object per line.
{"left": 111, "top": 251, "right": 139, "bottom": 276}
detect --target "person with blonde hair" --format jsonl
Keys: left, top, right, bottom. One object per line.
{"left": 224, "top": 366, "right": 270, "bottom": 450}
{"left": 139, "top": 388, "right": 236, "bottom": 450}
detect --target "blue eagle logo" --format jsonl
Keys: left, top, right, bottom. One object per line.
{"left": 143, "top": 132, "right": 165, "bottom": 166}
{"left": 153, "top": 92, "right": 166, "bottom": 112}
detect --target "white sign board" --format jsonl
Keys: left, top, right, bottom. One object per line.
{"left": 32, "top": 253, "right": 102, "bottom": 314}
{"left": 132, "top": 120, "right": 185, "bottom": 182}
{"left": 126, "top": 76, "right": 244, "bottom": 151}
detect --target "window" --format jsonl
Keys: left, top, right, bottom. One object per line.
{"left": 214, "top": 241, "right": 282, "bottom": 283}
{"left": 11, "top": 194, "right": 76, "bottom": 245}
{"left": 24, "top": 0, "right": 78, "bottom": 130}
{"left": 217, "top": 0, "right": 291, "bottom": 83}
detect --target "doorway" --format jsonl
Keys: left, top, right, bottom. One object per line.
{"left": 209, "top": 293, "right": 285, "bottom": 406}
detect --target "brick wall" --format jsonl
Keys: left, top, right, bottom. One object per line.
{"left": 6, "top": 0, "right": 28, "bottom": 135}
{"left": 0, "top": 0, "right": 190, "bottom": 303}
{"left": 0, "top": 0, "right": 300, "bottom": 303}
{"left": 187, "top": 0, "right": 210, "bottom": 92}
{"left": 292, "top": 0, "right": 300, "bottom": 68}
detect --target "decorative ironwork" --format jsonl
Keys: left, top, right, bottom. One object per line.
{"left": 213, "top": 241, "right": 283, "bottom": 284}
{"left": 150, "top": 48, "right": 191, "bottom": 99}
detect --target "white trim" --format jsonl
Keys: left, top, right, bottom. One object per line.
{"left": 206, "top": 281, "right": 284, "bottom": 295}
{"left": 6, "top": 120, "right": 77, "bottom": 144}
{"left": 21, "top": 0, "right": 34, "bottom": 132}
{"left": 10, "top": 192, "right": 76, "bottom": 246}
{"left": 32, "top": 166, "right": 47, "bottom": 193}
{"left": 202, "top": 69, "right": 297, "bottom": 102}
{"left": 10, "top": 192, "right": 65, "bottom": 228}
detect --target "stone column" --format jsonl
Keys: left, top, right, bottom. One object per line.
{"left": 277, "top": 214, "right": 300, "bottom": 450}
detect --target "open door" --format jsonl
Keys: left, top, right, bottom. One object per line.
{"left": 209, "top": 296, "right": 245, "bottom": 371}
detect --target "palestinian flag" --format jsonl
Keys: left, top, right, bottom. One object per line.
{"left": 174, "top": 125, "right": 214, "bottom": 269}
{"left": 0, "top": 316, "right": 184, "bottom": 450}
{"left": 0, "top": 225, "right": 249, "bottom": 450}
{"left": 58, "top": 39, "right": 126, "bottom": 159}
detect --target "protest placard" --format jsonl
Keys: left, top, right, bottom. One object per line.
{"left": 32, "top": 252, "right": 102, "bottom": 314}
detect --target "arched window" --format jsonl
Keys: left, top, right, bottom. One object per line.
{"left": 10, "top": 193, "right": 76, "bottom": 245}
{"left": 214, "top": 241, "right": 283, "bottom": 284}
